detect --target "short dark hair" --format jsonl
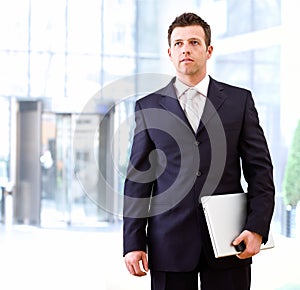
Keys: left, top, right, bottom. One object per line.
{"left": 168, "top": 12, "right": 211, "bottom": 48}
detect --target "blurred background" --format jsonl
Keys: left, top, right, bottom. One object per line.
{"left": 0, "top": 0, "right": 299, "bottom": 289}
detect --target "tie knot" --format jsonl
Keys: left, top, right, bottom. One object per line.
{"left": 186, "top": 88, "right": 198, "bottom": 100}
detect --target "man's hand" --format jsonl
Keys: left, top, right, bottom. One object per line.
{"left": 124, "top": 251, "right": 149, "bottom": 277}
{"left": 232, "top": 230, "right": 263, "bottom": 259}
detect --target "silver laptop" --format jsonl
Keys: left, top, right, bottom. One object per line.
{"left": 201, "top": 193, "right": 274, "bottom": 258}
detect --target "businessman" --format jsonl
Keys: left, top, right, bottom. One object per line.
{"left": 123, "top": 12, "right": 275, "bottom": 290}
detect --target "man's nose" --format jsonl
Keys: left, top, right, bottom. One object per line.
{"left": 182, "top": 43, "right": 191, "bottom": 54}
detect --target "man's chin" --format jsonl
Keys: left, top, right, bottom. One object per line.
{"left": 178, "top": 68, "right": 197, "bottom": 77}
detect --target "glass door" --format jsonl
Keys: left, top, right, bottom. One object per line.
{"left": 71, "top": 113, "right": 109, "bottom": 226}
{"left": 0, "top": 97, "right": 10, "bottom": 223}
{"left": 41, "top": 113, "right": 71, "bottom": 226}
{"left": 40, "top": 113, "right": 109, "bottom": 227}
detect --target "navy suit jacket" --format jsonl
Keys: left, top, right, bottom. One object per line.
{"left": 123, "top": 76, "right": 275, "bottom": 272}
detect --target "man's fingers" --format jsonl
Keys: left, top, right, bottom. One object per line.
{"left": 232, "top": 231, "right": 246, "bottom": 246}
{"left": 126, "top": 264, "right": 135, "bottom": 275}
{"left": 132, "top": 262, "right": 147, "bottom": 276}
{"left": 233, "top": 230, "right": 262, "bottom": 259}
{"left": 125, "top": 260, "right": 145, "bottom": 276}
{"left": 124, "top": 251, "right": 148, "bottom": 276}
{"left": 141, "top": 253, "right": 149, "bottom": 272}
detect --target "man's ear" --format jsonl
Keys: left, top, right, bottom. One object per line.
{"left": 207, "top": 45, "right": 213, "bottom": 59}
{"left": 168, "top": 47, "right": 171, "bottom": 58}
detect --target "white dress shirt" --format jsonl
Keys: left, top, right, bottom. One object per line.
{"left": 173, "top": 75, "right": 210, "bottom": 132}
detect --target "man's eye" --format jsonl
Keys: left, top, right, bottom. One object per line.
{"left": 174, "top": 42, "right": 181, "bottom": 47}
{"left": 192, "top": 40, "right": 199, "bottom": 45}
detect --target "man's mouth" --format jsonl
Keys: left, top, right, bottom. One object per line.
{"left": 180, "top": 58, "right": 193, "bottom": 63}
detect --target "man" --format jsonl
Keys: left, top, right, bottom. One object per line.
{"left": 123, "top": 12, "right": 275, "bottom": 290}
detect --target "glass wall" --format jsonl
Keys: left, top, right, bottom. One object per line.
{"left": 226, "top": 0, "right": 281, "bottom": 35}
{"left": 0, "top": 0, "right": 299, "bottom": 235}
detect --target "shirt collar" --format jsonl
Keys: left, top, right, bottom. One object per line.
{"left": 194, "top": 74, "right": 210, "bottom": 97}
{"left": 174, "top": 74, "right": 210, "bottom": 98}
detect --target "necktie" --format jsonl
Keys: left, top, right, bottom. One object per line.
{"left": 184, "top": 88, "right": 202, "bottom": 132}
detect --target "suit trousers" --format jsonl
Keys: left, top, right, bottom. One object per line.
{"left": 150, "top": 252, "right": 251, "bottom": 290}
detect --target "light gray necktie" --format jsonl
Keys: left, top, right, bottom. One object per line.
{"left": 184, "top": 88, "right": 202, "bottom": 132}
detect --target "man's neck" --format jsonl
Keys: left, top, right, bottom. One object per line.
{"left": 176, "top": 73, "right": 207, "bottom": 87}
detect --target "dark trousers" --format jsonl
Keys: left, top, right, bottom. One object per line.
{"left": 150, "top": 257, "right": 251, "bottom": 290}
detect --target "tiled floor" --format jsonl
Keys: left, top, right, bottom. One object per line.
{"left": 0, "top": 224, "right": 299, "bottom": 290}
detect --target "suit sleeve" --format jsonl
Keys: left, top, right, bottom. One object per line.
{"left": 123, "top": 101, "right": 155, "bottom": 256}
{"left": 239, "top": 91, "right": 275, "bottom": 243}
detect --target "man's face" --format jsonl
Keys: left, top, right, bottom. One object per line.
{"left": 168, "top": 25, "right": 213, "bottom": 81}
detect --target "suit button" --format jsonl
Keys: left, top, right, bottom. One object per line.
{"left": 196, "top": 171, "right": 202, "bottom": 176}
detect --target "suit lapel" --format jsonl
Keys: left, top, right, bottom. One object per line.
{"left": 196, "top": 78, "right": 227, "bottom": 135}
{"left": 158, "top": 79, "right": 191, "bottom": 128}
